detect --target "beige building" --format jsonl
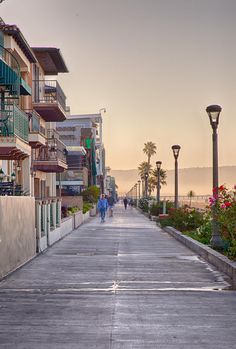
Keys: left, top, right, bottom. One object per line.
{"left": 0, "top": 20, "right": 69, "bottom": 275}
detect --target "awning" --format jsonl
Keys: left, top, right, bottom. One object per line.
{"left": 20, "top": 77, "right": 31, "bottom": 95}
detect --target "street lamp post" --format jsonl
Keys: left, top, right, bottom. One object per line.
{"left": 134, "top": 183, "right": 138, "bottom": 205}
{"left": 138, "top": 180, "right": 141, "bottom": 201}
{"left": 206, "top": 104, "right": 223, "bottom": 248}
{"left": 156, "top": 161, "right": 162, "bottom": 204}
{"left": 11, "top": 172, "right": 16, "bottom": 196}
{"left": 172, "top": 145, "right": 181, "bottom": 209}
{"left": 144, "top": 172, "right": 148, "bottom": 198}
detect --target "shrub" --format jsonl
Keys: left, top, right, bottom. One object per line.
{"left": 61, "top": 206, "right": 69, "bottom": 218}
{"left": 149, "top": 200, "right": 174, "bottom": 216}
{"left": 160, "top": 207, "right": 204, "bottom": 232}
{"left": 67, "top": 206, "right": 80, "bottom": 215}
{"left": 81, "top": 186, "right": 100, "bottom": 203}
{"left": 83, "top": 202, "right": 93, "bottom": 214}
{"left": 138, "top": 197, "right": 151, "bottom": 212}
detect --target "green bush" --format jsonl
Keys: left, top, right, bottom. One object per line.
{"left": 160, "top": 207, "right": 204, "bottom": 232}
{"left": 138, "top": 197, "right": 151, "bottom": 212}
{"left": 83, "top": 202, "right": 93, "bottom": 214}
{"left": 81, "top": 186, "right": 100, "bottom": 203}
{"left": 149, "top": 200, "right": 174, "bottom": 216}
{"left": 67, "top": 206, "right": 80, "bottom": 215}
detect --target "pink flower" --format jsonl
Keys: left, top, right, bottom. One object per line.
{"left": 221, "top": 204, "right": 226, "bottom": 209}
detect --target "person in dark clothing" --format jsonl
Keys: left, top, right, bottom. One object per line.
{"left": 123, "top": 197, "right": 128, "bottom": 210}
{"left": 107, "top": 194, "right": 115, "bottom": 217}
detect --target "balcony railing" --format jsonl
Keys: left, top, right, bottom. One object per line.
{"left": 0, "top": 103, "right": 29, "bottom": 142}
{"left": 32, "top": 80, "right": 66, "bottom": 111}
{"left": 26, "top": 110, "right": 46, "bottom": 136}
{"left": 32, "top": 129, "right": 67, "bottom": 164}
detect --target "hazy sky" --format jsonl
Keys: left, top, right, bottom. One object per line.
{"left": 1, "top": 0, "right": 236, "bottom": 171}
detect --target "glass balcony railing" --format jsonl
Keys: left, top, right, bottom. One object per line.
{"left": 32, "top": 80, "right": 66, "bottom": 111}
{"left": 0, "top": 103, "right": 29, "bottom": 142}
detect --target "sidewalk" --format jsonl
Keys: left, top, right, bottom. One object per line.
{"left": 0, "top": 203, "right": 236, "bottom": 348}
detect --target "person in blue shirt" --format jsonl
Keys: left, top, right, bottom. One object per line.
{"left": 97, "top": 194, "right": 108, "bottom": 223}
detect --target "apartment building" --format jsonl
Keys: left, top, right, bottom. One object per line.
{"left": 0, "top": 20, "right": 69, "bottom": 275}
{"left": 57, "top": 113, "right": 106, "bottom": 194}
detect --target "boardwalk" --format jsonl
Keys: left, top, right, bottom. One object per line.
{"left": 0, "top": 204, "right": 236, "bottom": 348}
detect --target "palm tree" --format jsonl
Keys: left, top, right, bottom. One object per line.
{"left": 151, "top": 168, "right": 167, "bottom": 186}
{"left": 187, "top": 190, "right": 195, "bottom": 207}
{"left": 143, "top": 142, "right": 157, "bottom": 166}
{"left": 149, "top": 168, "right": 167, "bottom": 196}
{"left": 138, "top": 161, "right": 152, "bottom": 177}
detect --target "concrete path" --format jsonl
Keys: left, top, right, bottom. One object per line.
{"left": 0, "top": 204, "right": 236, "bottom": 348}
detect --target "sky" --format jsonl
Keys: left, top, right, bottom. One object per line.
{"left": 1, "top": 0, "right": 236, "bottom": 171}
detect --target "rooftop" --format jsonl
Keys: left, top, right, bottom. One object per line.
{"left": 0, "top": 23, "right": 37, "bottom": 63}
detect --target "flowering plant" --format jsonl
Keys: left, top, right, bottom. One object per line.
{"left": 208, "top": 185, "right": 233, "bottom": 210}
{"left": 208, "top": 185, "right": 236, "bottom": 258}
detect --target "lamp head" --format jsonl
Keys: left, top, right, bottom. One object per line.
{"left": 11, "top": 172, "right": 16, "bottom": 181}
{"left": 172, "top": 145, "right": 181, "bottom": 159}
{"left": 0, "top": 168, "right": 4, "bottom": 180}
{"left": 156, "top": 161, "right": 162, "bottom": 170}
{"left": 206, "top": 105, "right": 222, "bottom": 129}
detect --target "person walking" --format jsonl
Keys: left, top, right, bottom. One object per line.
{"left": 123, "top": 197, "right": 128, "bottom": 210}
{"left": 97, "top": 194, "right": 108, "bottom": 223}
{"left": 107, "top": 194, "right": 115, "bottom": 217}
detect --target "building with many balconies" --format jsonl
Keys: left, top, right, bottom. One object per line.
{"left": 0, "top": 19, "right": 70, "bottom": 269}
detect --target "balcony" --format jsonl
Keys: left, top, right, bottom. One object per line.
{"left": 26, "top": 110, "right": 46, "bottom": 148}
{"left": 0, "top": 46, "right": 31, "bottom": 97}
{"left": 32, "top": 80, "right": 67, "bottom": 121}
{"left": 32, "top": 129, "right": 68, "bottom": 173}
{"left": 0, "top": 103, "right": 31, "bottom": 160}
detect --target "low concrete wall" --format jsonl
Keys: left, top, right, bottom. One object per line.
{"left": 60, "top": 216, "right": 74, "bottom": 238}
{"left": 48, "top": 227, "right": 61, "bottom": 246}
{"left": 164, "top": 226, "right": 236, "bottom": 288}
{"left": 89, "top": 206, "right": 97, "bottom": 217}
{"left": 74, "top": 211, "right": 83, "bottom": 229}
{"left": 83, "top": 211, "right": 90, "bottom": 222}
{"left": 0, "top": 197, "right": 36, "bottom": 279}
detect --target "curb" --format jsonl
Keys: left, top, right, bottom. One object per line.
{"left": 163, "top": 226, "right": 236, "bottom": 289}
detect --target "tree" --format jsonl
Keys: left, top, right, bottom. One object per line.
{"left": 187, "top": 190, "right": 195, "bottom": 207}
{"left": 143, "top": 142, "right": 157, "bottom": 166}
{"left": 138, "top": 161, "right": 152, "bottom": 178}
{"left": 149, "top": 168, "right": 167, "bottom": 195}
{"left": 81, "top": 185, "right": 100, "bottom": 203}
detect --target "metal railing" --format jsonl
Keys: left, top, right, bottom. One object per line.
{"left": 0, "top": 103, "right": 29, "bottom": 142}
{"left": 32, "top": 129, "right": 67, "bottom": 163}
{"left": 32, "top": 80, "right": 66, "bottom": 111}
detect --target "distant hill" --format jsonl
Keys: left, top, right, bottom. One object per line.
{"left": 111, "top": 166, "right": 236, "bottom": 195}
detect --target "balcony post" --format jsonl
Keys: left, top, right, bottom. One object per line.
{"left": 46, "top": 200, "right": 50, "bottom": 243}
{"left": 52, "top": 199, "right": 57, "bottom": 230}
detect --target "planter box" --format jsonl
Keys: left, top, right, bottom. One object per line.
{"left": 164, "top": 226, "right": 236, "bottom": 289}
{"left": 159, "top": 214, "right": 169, "bottom": 219}
{"left": 83, "top": 211, "right": 90, "bottom": 222}
{"left": 74, "top": 211, "right": 83, "bottom": 229}
{"left": 89, "top": 206, "right": 97, "bottom": 217}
